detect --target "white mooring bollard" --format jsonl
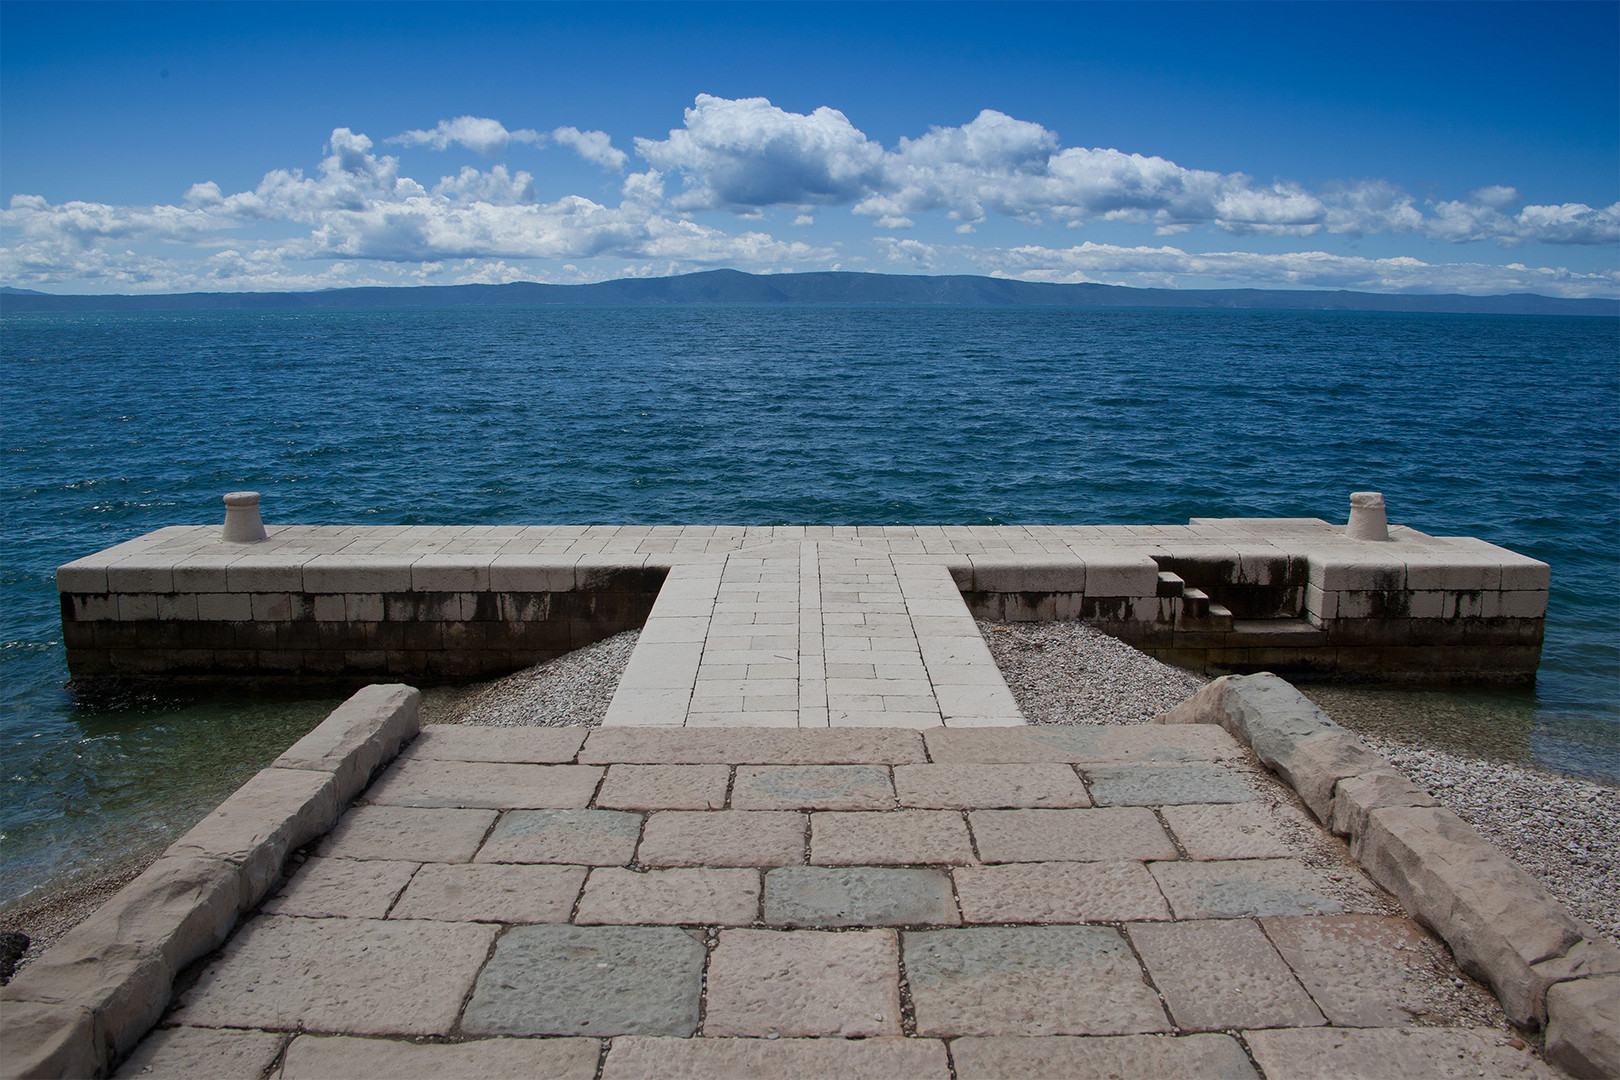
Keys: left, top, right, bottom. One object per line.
{"left": 1345, "top": 491, "right": 1390, "bottom": 541}
{"left": 221, "top": 491, "right": 268, "bottom": 543}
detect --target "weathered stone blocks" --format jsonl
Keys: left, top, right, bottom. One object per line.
{"left": 703, "top": 929, "right": 901, "bottom": 1037}
{"left": 764, "top": 867, "right": 959, "bottom": 927}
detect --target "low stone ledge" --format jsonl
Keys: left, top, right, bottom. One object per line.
{"left": 1156, "top": 671, "right": 1617, "bottom": 1069}
{"left": 272, "top": 684, "right": 419, "bottom": 803}
{"left": 1545, "top": 974, "right": 1620, "bottom": 1078}
{"left": 0, "top": 685, "right": 420, "bottom": 1080}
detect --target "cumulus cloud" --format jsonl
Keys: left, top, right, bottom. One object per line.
{"left": 635, "top": 94, "right": 886, "bottom": 211}
{"left": 636, "top": 96, "right": 1618, "bottom": 247}
{"left": 390, "top": 116, "right": 544, "bottom": 157}
{"left": 551, "top": 126, "right": 629, "bottom": 171}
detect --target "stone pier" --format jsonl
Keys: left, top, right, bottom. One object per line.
{"left": 57, "top": 514, "right": 1550, "bottom": 691}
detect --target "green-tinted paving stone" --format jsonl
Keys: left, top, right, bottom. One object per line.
{"left": 902, "top": 925, "right": 1169, "bottom": 1037}
{"left": 1149, "top": 859, "right": 1380, "bottom": 919}
{"left": 1085, "top": 764, "right": 1257, "bottom": 806}
{"left": 764, "top": 866, "right": 960, "bottom": 927}
{"left": 475, "top": 809, "right": 642, "bottom": 864}
{"left": 461, "top": 925, "right": 705, "bottom": 1037}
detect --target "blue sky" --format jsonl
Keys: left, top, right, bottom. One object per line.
{"left": 2, "top": 1, "right": 1616, "bottom": 296}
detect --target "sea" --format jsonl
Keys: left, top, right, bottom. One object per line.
{"left": 2, "top": 304, "right": 1617, "bottom": 907}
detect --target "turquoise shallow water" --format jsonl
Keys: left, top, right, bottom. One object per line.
{"left": 2, "top": 304, "right": 1616, "bottom": 904}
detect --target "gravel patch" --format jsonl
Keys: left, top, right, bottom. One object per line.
{"left": 425, "top": 629, "right": 640, "bottom": 727}
{"left": 978, "top": 619, "right": 1206, "bottom": 723}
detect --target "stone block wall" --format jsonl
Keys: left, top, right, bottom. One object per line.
{"left": 60, "top": 568, "right": 665, "bottom": 684}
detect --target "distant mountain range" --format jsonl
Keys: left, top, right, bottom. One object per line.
{"left": 2, "top": 270, "right": 1615, "bottom": 316}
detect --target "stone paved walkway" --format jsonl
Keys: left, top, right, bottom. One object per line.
{"left": 603, "top": 541, "right": 1022, "bottom": 728}
{"left": 117, "top": 724, "right": 1554, "bottom": 1079}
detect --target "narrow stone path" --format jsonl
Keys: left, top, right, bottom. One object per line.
{"left": 116, "top": 724, "right": 1550, "bottom": 1079}
{"left": 603, "top": 541, "right": 1022, "bottom": 728}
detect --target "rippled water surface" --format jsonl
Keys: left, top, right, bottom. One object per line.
{"left": 3, "top": 305, "right": 1616, "bottom": 903}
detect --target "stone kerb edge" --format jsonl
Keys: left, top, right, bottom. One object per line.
{"left": 1156, "top": 672, "right": 1620, "bottom": 1078}
{"left": 0, "top": 684, "right": 421, "bottom": 1080}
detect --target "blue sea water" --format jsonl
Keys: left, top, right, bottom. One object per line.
{"left": 2, "top": 304, "right": 1617, "bottom": 904}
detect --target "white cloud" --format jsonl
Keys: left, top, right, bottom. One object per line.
{"left": 635, "top": 94, "right": 886, "bottom": 211}
{"left": 390, "top": 116, "right": 544, "bottom": 157}
{"left": 634, "top": 96, "right": 1618, "bottom": 248}
{"left": 551, "top": 126, "right": 629, "bottom": 171}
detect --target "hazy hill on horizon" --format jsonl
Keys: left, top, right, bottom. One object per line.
{"left": 2, "top": 269, "right": 1614, "bottom": 317}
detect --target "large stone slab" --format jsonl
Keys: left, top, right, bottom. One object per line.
{"left": 731, "top": 765, "right": 895, "bottom": 810}
{"left": 893, "top": 762, "right": 1092, "bottom": 808}
{"left": 390, "top": 863, "right": 587, "bottom": 922}
{"left": 475, "top": 809, "right": 642, "bottom": 864}
{"left": 923, "top": 725, "right": 1241, "bottom": 765}
{"left": 764, "top": 867, "right": 960, "bottom": 927}
{"left": 1244, "top": 1026, "right": 1556, "bottom": 1078}
{"left": 1545, "top": 974, "right": 1620, "bottom": 1079}
{"left": 1129, "top": 919, "right": 1325, "bottom": 1032}
{"left": 810, "top": 810, "right": 974, "bottom": 865}
{"left": 261, "top": 857, "right": 418, "bottom": 918}
{"left": 174, "top": 916, "right": 496, "bottom": 1036}
{"left": 951, "top": 1034, "right": 1259, "bottom": 1080}
{"left": 575, "top": 867, "right": 761, "bottom": 925}
{"left": 903, "top": 925, "right": 1169, "bottom": 1037}
{"left": 601, "top": 1036, "right": 950, "bottom": 1080}
{"left": 1161, "top": 801, "right": 1318, "bottom": 860}
{"left": 113, "top": 1026, "right": 286, "bottom": 1080}
{"left": 968, "top": 808, "right": 1178, "bottom": 862}
{"left": 316, "top": 805, "right": 496, "bottom": 863}
{"left": 363, "top": 759, "right": 603, "bottom": 809}
{"left": 405, "top": 724, "right": 587, "bottom": 763}
{"left": 953, "top": 861, "right": 1170, "bottom": 923}
{"left": 703, "top": 928, "right": 901, "bottom": 1037}
{"left": 1261, "top": 914, "right": 1500, "bottom": 1028}
{"left": 1085, "top": 763, "right": 1258, "bottom": 806}
{"left": 280, "top": 1034, "right": 599, "bottom": 1079}
{"left": 461, "top": 925, "right": 706, "bottom": 1037}
{"left": 638, "top": 810, "right": 807, "bottom": 867}
{"left": 1150, "top": 858, "right": 1383, "bottom": 919}
{"left": 596, "top": 764, "right": 730, "bottom": 809}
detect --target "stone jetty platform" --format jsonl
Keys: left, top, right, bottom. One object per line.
{"left": 9, "top": 680, "right": 1617, "bottom": 1078}
{"left": 58, "top": 502, "right": 1551, "bottom": 689}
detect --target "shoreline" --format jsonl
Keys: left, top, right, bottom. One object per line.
{"left": 5, "top": 622, "right": 1614, "bottom": 982}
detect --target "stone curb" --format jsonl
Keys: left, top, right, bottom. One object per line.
{"left": 0, "top": 684, "right": 421, "bottom": 1080}
{"left": 1156, "top": 672, "right": 1620, "bottom": 1078}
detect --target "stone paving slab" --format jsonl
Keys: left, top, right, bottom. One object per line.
{"left": 462, "top": 924, "right": 706, "bottom": 1037}
{"left": 111, "top": 1026, "right": 285, "bottom": 1079}
{"left": 475, "top": 808, "right": 642, "bottom": 865}
{"left": 1243, "top": 1026, "right": 1556, "bottom": 1078}
{"left": 1150, "top": 857, "right": 1387, "bottom": 919}
{"left": 172, "top": 916, "right": 497, "bottom": 1036}
{"left": 601, "top": 1036, "right": 950, "bottom": 1080}
{"left": 391, "top": 863, "right": 587, "bottom": 922}
{"left": 703, "top": 928, "right": 901, "bottom": 1037}
{"left": 280, "top": 1034, "right": 600, "bottom": 1080}
{"left": 968, "top": 807, "right": 1178, "bottom": 862}
{"left": 1129, "top": 918, "right": 1327, "bottom": 1031}
{"left": 951, "top": 1033, "right": 1259, "bottom": 1080}
{"left": 904, "top": 925, "right": 1170, "bottom": 1037}
{"left": 764, "top": 867, "right": 960, "bottom": 927}
{"left": 407, "top": 724, "right": 587, "bottom": 762}
{"left": 363, "top": 758, "right": 603, "bottom": 808}
{"left": 101, "top": 722, "right": 1559, "bottom": 1080}
{"left": 260, "top": 857, "right": 417, "bottom": 918}
{"left": 893, "top": 761, "right": 1093, "bottom": 808}
{"left": 1085, "top": 762, "right": 1259, "bottom": 805}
